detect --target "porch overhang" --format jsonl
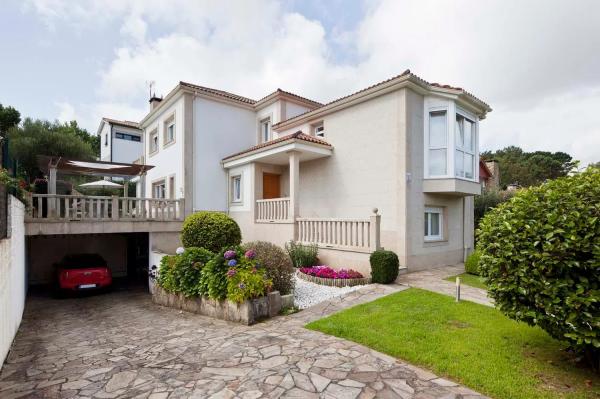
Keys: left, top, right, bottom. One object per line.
{"left": 222, "top": 132, "right": 333, "bottom": 169}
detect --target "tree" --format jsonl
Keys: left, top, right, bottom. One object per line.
{"left": 0, "top": 103, "right": 21, "bottom": 137}
{"left": 55, "top": 120, "right": 100, "bottom": 157}
{"left": 481, "top": 146, "right": 576, "bottom": 188}
{"left": 8, "top": 118, "right": 96, "bottom": 182}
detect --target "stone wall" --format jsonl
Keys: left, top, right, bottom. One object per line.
{"left": 0, "top": 196, "right": 26, "bottom": 369}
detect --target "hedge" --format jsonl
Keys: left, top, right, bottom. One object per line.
{"left": 181, "top": 211, "right": 241, "bottom": 252}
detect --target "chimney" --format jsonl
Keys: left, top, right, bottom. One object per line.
{"left": 484, "top": 160, "right": 500, "bottom": 189}
{"left": 149, "top": 95, "right": 163, "bottom": 111}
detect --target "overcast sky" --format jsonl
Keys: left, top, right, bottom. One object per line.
{"left": 1, "top": 0, "right": 599, "bottom": 165}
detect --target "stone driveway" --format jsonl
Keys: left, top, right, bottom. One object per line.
{"left": 0, "top": 285, "right": 486, "bottom": 399}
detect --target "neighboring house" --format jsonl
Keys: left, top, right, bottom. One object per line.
{"left": 479, "top": 159, "right": 500, "bottom": 190}
{"left": 133, "top": 70, "right": 491, "bottom": 273}
{"left": 97, "top": 118, "right": 143, "bottom": 164}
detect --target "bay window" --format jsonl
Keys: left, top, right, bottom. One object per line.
{"left": 428, "top": 110, "right": 447, "bottom": 176}
{"left": 455, "top": 114, "right": 475, "bottom": 179}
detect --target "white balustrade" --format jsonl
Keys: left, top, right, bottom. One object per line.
{"left": 256, "top": 197, "right": 291, "bottom": 222}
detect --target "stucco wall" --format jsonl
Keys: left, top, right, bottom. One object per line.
{"left": 111, "top": 125, "right": 143, "bottom": 164}
{"left": 0, "top": 196, "right": 26, "bottom": 369}
{"left": 193, "top": 98, "right": 256, "bottom": 212}
{"left": 27, "top": 234, "right": 128, "bottom": 284}
{"left": 100, "top": 123, "right": 112, "bottom": 162}
{"left": 284, "top": 101, "right": 312, "bottom": 120}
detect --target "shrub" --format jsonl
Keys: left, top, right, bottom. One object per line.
{"left": 474, "top": 190, "right": 514, "bottom": 228}
{"left": 478, "top": 167, "right": 600, "bottom": 367}
{"left": 156, "top": 248, "right": 214, "bottom": 297}
{"left": 370, "top": 250, "right": 400, "bottom": 284}
{"left": 181, "top": 211, "right": 241, "bottom": 252}
{"left": 219, "top": 247, "right": 272, "bottom": 303}
{"left": 299, "top": 266, "right": 363, "bottom": 279}
{"left": 285, "top": 241, "right": 318, "bottom": 268}
{"left": 243, "top": 241, "right": 295, "bottom": 295}
{"left": 464, "top": 250, "right": 481, "bottom": 275}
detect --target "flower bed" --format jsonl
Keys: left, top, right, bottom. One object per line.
{"left": 297, "top": 266, "right": 370, "bottom": 287}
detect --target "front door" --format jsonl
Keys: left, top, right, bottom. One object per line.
{"left": 263, "top": 173, "right": 280, "bottom": 199}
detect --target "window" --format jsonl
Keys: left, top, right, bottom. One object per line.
{"left": 163, "top": 114, "right": 175, "bottom": 145}
{"left": 424, "top": 207, "right": 444, "bottom": 241}
{"left": 231, "top": 175, "right": 242, "bottom": 203}
{"left": 149, "top": 129, "right": 158, "bottom": 154}
{"left": 428, "top": 111, "right": 447, "bottom": 176}
{"left": 169, "top": 176, "right": 175, "bottom": 199}
{"left": 455, "top": 114, "right": 475, "bottom": 179}
{"left": 313, "top": 123, "right": 325, "bottom": 138}
{"left": 115, "top": 132, "right": 141, "bottom": 142}
{"left": 104, "top": 134, "right": 108, "bottom": 146}
{"left": 152, "top": 180, "right": 166, "bottom": 199}
{"left": 260, "top": 118, "right": 271, "bottom": 143}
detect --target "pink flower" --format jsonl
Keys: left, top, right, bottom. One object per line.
{"left": 244, "top": 249, "right": 257, "bottom": 259}
{"left": 227, "top": 269, "right": 237, "bottom": 277}
{"left": 224, "top": 250, "right": 236, "bottom": 260}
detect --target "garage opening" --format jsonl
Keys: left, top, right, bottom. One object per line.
{"left": 27, "top": 233, "right": 149, "bottom": 293}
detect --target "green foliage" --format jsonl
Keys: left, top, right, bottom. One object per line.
{"left": 369, "top": 250, "right": 400, "bottom": 283}
{"left": 157, "top": 248, "right": 214, "bottom": 297}
{"left": 465, "top": 250, "right": 481, "bottom": 275}
{"left": 0, "top": 168, "right": 27, "bottom": 204}
{"left": 474, "top": 189, "right": 514, "bottom": 228}
{"left": 156, "top": 255, "right": 178, "bottom": 292}
{"left": 226, "top": 263, "right": 272, "bottom": 304}
{"left": 0, "top": 103, "right": 21, "bottom": 137}
{"left": 478, "top": 167, "right": 600, "bottom": 366}
{"left": 7, "top": 118, "right": 96, "bottom": 182}
{"left": 181, "top": 211, "right": 242, "bottom": 252}
{"left": 285, "top": 241, "right": 318, "bottom": 268}
{"left": 481, "top": 146, "right": 577, "bottom": 188}
{"left": 199, "top": 249, "right": 231, "bottom": 300}
{"left": 243, "top": 241, "right": 295, "bottom": 295}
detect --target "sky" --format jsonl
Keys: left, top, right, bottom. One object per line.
{"left": 0, "top": 0, "right": 599, "bottom": 165}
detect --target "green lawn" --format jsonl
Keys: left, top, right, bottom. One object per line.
{"left": 444, "top": 272, "right": 487, "bottom": 289}
{"left": 306, "top": 288, "right": 599, "bottom": 399}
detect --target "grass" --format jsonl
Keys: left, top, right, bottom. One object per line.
{"left": 306, "top": 288, "right": 599, "bottom": 399}
{"left": 444, "top": 272, "right": 487, "bottom": 289}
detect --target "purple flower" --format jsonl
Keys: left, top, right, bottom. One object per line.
{"left": 238, "top": 283, "right": 246, "bottom": 289}
{"left": 244, "top": 249, "right": 257, "bottom": 259}
{"left": 224, "top": 250, "right": 236, "bottom": 260}
{"left": 228, "top": 259, "right": 237, "bottom": 267}
{"left": 227, "top": 269, "right": 237, "bottom": 277}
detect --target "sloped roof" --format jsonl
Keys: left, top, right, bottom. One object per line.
{"left": 222, "top": 131, "right": 331, "bottom": 161}
{"left": 255, "top": 88, "right": 323, "bottom": 108}
{"left": 102, "top": 118, "right": 140, "bottom": 129}
{"left": 179, "top": 81, "right": 257, "bottom": 105}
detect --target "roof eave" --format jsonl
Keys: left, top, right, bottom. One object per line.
{"left": 222, "top": 138, "right": 332, "bottom": 166}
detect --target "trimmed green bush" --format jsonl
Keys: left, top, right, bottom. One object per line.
{"left": 478, "top": 167, "right": 600, "bottom": 366}
{"left": 474, "top": 189, "right": 514, "bottom": 228}
{"left": 156, "top": 248, "right": 214, "bottom": 297}
{"left": 285, "top": 241, "right": 318, "bottom": 268}
{"left": 243, "top": 241, "right": 295, "bottom": 295}
{"left": 181, "top": 211, "right": 241, "bottom": 252}
{"left": 464, "top": 250, "right": 481, "bottom": 275}
{"left": 370, "top": 250, "right": 400, "bottom": 284}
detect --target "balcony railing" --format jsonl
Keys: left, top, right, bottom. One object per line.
{"left": 296, "top": 214, "right": 381, "bottom": 252}
{"left": 256, "top": 197, "right": 291, "bottom": 222}
{"left": 26, "top": 194, "right": 184, "bottom": 222}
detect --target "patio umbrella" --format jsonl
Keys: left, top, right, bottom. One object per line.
{"left": 79, "top": 180, "right": 123, "bottom": 188}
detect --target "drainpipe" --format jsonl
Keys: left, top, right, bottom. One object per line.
{"left": 462, "top": 196, "right": 467, "bottom": 262}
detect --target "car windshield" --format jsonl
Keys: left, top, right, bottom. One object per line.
{"left": 61, "top": 254, "right": 106, "bottom": 269}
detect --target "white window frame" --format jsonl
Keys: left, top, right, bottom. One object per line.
{"left": 149, "top": 128, "right": 159, "bottom": 155}
{"left": 314, "top": 122, "right": 325, "bottom": 138}
{"left": 426, "top": 109, "right": 449, "bottom": 177}
{"left": 424, "top": 206, "right": 444, "bottom": 241}
{"left": 163, "top": 113, "right": 176, "bottom": 147}
{"left": 260, "top": 118, "right": 271, "bottom": 143}
{"left": 152, "top": 179, "right": 166, "bottom": 199}
{"left": 455, "top": 112, "right": 476, "bottom": 180}
{"left": 231, "top": 175, "right": 242, "bottom": 203}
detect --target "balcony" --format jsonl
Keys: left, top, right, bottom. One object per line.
{"left": 256, "top": 197, "right": 291, "bottom": 223}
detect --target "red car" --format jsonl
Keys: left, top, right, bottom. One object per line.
{"left": 56, "top": 254, "right": 112, "bottom": 292}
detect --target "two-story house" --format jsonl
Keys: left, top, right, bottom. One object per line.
{"left": 98, "top": 118, "right": 143, "bottom": 164}
{"left": 135, "top": 70, "right": 491, "bottom": 274}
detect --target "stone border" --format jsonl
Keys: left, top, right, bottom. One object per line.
{"left": 296, "top": 270, "right": 371, "bottom": 287}
{"left": 152, "top": 285, "right": 282, "bottom": 325}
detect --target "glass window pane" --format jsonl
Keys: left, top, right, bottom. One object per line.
{"left": 424, "top": 214, "right": 429, "bottom": 236}
{"left": 430, "top": 213, "right": 440, "bottom": 236}
{"left": 464, "top": 119, "right": 473, "bottom": 151}
{"left": 465, "top": 154, "right": 474, "bottom": 179}
{"left": 429, "top": 149, "right": 447, "bottom": 175}
{"left": 429, "top": 111, "right": 447, "bottom": 148}
{"left": 455, "top": 116, "right": 464, "bottom": 149}
{"left": 455, "top": 149, "right": 464, "bottom": 177}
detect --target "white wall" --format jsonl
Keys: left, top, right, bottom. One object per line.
{"left": 193, "top": 98, "right": 256, "bottom": 212}
{"left": 284, "top": 101, "right": 312, "bottom": 120}
{"left": 111, "top": 126, "right": 143, "bottom": 164}
{"left": 144, "top": 97, "right": 185, "bottom": 200}
{"left": 100, "top": 122, "right": 111, "bottom": 162}
{"left": 0, "top": 196, "right": 26, "bottom": 369}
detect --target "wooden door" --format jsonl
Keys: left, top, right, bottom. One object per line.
{"left": 263, "top": 173, "right": 280, "bottom": 199}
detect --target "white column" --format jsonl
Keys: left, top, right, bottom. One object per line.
{"left": 48, "top": 164, "right": 57, "bottom": 217}
{"left": 288, "top": 151, "right": 300, "bottom": 222}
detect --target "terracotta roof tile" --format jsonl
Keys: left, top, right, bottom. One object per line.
{"left": 180, "top": 81, "right": 257, "bottom": 105}
{"left": 223, "top": 131, "right": 331, "bottom": 161}
{"left": 255, "top": 88, "right": 323, "bottom": 108}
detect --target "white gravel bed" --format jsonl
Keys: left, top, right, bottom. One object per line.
{"left": 293, "top": 275, "right": 368, "bottom": 309}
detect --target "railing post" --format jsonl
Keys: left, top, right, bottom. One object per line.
{"left": 111, "top": 195, "right": 119, "bottom": 220}
{"left": 370, "top": 208, "right": 381, "bottom": 251}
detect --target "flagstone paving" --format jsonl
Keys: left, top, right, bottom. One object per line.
{"left": 0, "top": 285, "right": 487, "bottom": 398}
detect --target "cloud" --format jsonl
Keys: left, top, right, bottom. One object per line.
{"left": 24, "top": 0, "right": 600, "bottom": 164}
{"left": 55, "top": 101, "right": 76, "bottom": 122}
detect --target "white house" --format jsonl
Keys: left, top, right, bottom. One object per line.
{"left": 128, "top": 70, "right": 491, "bottom": 274}
{"left": 98, "top": 118, "right": 143, "bottom": 164}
